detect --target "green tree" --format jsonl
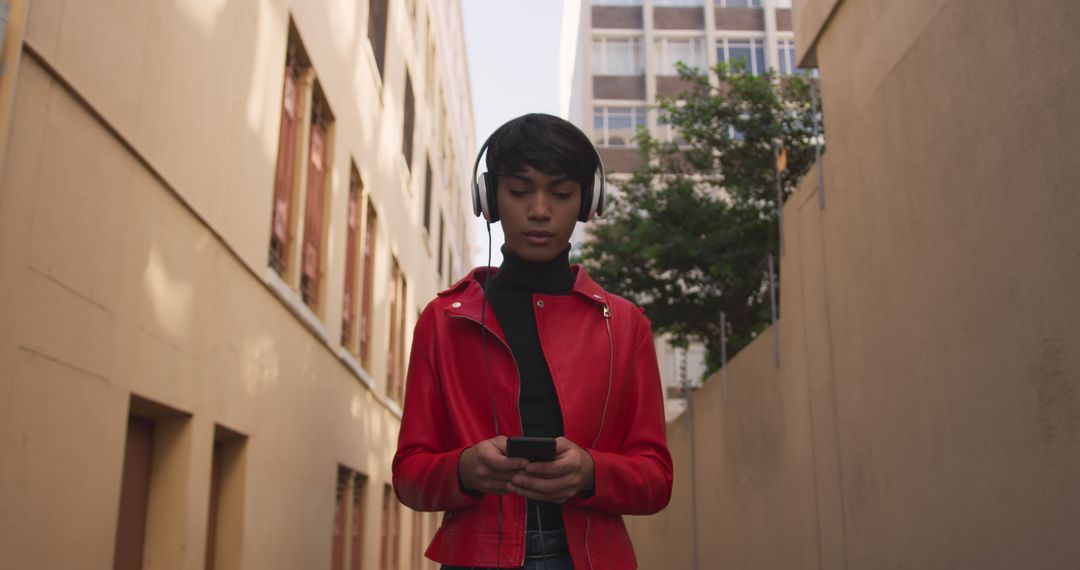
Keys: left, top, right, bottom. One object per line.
{"left": 579, "top": 62, "right": 822, "bottom": 374}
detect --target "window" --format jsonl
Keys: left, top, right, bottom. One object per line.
{"left": 591, "top": 37, "right": 644, "bottom": 75}
{"left": 269, "top": 26, "right": 335, "bottom": 314}
{"left": 342, "top": 164, "right": 363, "bottom": 349}
{"left": 437, "top": 213, "right": 445, "bottom": 278}
{"left": 300, "top": 87, "right": 333, "bottom": 310}
{"left": 380, "top": 485, "right": 400, "bottom": 570}
{"left": 333, "top": 467, "right": 367, "bottom": 570}
{"left": 425, "top": 18, "right": 437, "bottom": 107}
{"left": 332, "top": 469, "right": 349, "bottom": 569}
{"left": 358, "top": 202, "right": 378, "bottom": 369}
{"left": 720, "top": 0, "right": 761, "bottom": 6}
{"left": 269, "top": 35, "right": 309, "bottom": 277}
{"left": 593, "top": 106, "right": 647, "bottom": 147}
{"left": 403, "top": 72, "right": 415, "bottom": 171}
{"left": 411, "top": 510, "right": 423, "bottom": 570}
{"left": 658, "top": 110, "right": 688, "bottom": 146}
{"left": 350, "top": 473, "right": 367, "bottom": 570}
{"left": 205, "top": 427, "right": 246, "bottom": 570}
{"left": 368, "top": 0, "right": 389, "bottom": 79}
{"left": 114, "top": 416, "right": 154, "bottom": 570}
{"left": 422, "top": 156, "right": 433, "bottom": 234}
{"left": 114, "top": 398, "right": 191, "bottom": 570}
{"left": 654, "top": 37, "right": 706, "bottom": 75}
{"left": 654, "top": 0, "right": 702, "bottom": 5}
{"left": 386, "top": 258, "right": 408, "bottom": 405}
{"left": 777, "top": 38, "right": 799, "bottom": 75}
{"left": 446, "top": 251, "right": 454, "bottom": 289}
{"left": 718, "top": 38, "right": 767, "bottom": 75}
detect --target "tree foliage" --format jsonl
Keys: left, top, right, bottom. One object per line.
{"left": 578, "top": 62, "right": 823, "bottom": 375}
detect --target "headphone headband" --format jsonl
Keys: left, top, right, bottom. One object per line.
{"left": 471, "top": 118, "right": 607, "bottom": 224}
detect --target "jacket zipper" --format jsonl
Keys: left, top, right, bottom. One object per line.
{"left": 445, "top": 311, "right": 527, "bottom": 566}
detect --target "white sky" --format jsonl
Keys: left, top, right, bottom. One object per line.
{"left": 461, "top": 0, "right": 567, "bottom": 268}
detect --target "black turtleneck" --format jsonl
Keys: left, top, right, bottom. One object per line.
{"left": 487, "top": 244, "right": 574, "bottom": 531}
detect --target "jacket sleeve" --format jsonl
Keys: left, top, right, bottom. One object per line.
{"left": 392, "top": 305, "right": 481, "bottom": 512}
{"left": 572, "top": 315, "right": 673, "bottom": 515}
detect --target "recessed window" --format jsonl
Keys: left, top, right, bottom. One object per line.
{"left": 658, "top": 109, "right": 689, "bottom": 146}
{"left": 386, "top": 258, "right": 408, "bottom": 405}
{"left": 368, "top": 0, "right": 389, "bottom": 79}
{"left": 654, "top": 37, "right": 706, "bottom": 75}
{"left": 205, "top": 426, "right": 246, "bottom": 570}
{"left": 720, "top": 0, "right": 762, "bottom": 7}
{"left": 342, "top": 163, "right": 371, "bottom": 358}
{"left": 410, "top": 510, "right": 423, "bottom": 570}
{"left": 333, "top": 467, "right": 367, "bottom": 570}
{"left": 403, "top": 72, "right": 415, "bottom": 171}
{"left": 591, "top": 37, "right": 644, "bottom": 75}
{"left": 777, "top": 39, "right": 799, "bottom": 75}
{"left": 380, "top": 484, "right": 401, "bottom": 570}
{"left": 446, "top": 251, "right": 454, "bottom": 289}
{"left": 437, "top": 214, "right": 445, "bottom": 278}
{"left": 113, "top": 397, "right": 192, "bottom": 570}
{"left": 422, "top": 156, "right": 433, "bottom": 235}
{"left": 300, "top": 87, "right": 334, "bottom": 310}
{"left": 359, "top": 202, "right": 378, "bottom": 369}
{"left": 593, "top": 106, "right": 647, "bottom": 147}
{"left": 269, "top": 24, "right": 335, "bottom": 314}
{"left": 717, "top": 38, "right": 767, "bottom": 75}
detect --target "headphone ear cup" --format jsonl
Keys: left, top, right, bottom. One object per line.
{"left": 472, "top": 172, "right": 483, "bottom": 218}
{"left": 578, "top": 178, "right": 593, "bottom": 222}
{"left": 593, "top": 170, "right": 606, "bottom": 218}
{"left": 483, "top": 172, "right": 500, "bottom": 223}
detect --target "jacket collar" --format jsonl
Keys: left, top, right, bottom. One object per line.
{"left": 440, "top": 265, "right": 609, "bottom": 322}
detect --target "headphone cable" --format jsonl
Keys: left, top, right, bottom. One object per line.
{"left": 479, "top": 221, "right": 503, "bottom": 568}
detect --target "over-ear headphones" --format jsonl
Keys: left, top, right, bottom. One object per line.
{"left": 471, "top": 120, "right": 607, "bottom": 224}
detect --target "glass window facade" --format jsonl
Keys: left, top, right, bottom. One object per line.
{"left": 778, "top": 39, "right": 798, "bottom": 75}
{"left": 657, "top": 110, "right": 688, "bottom": 146}
{"left": 592, "top": 37, "right": 644, "bottom": 75}
{"left": 593, "top": 106, "right": 647, "bottom": 147}
{"left": 655, "top": 37, "right": 706, "bottom": 75}
{"left": 718, "top": 38, "right": 766, "bottom": 75}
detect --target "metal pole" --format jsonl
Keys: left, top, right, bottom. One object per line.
{"left": 685, "top": 385, "right": 699, "bottom": 570}
{"left": 812, "top": 74, "right": 826, "bottom": 209}
{"left": 720, "top": 311, "right": 729, "bottom": 402}
{"left": 769, "top": 253, "right": 779, "bottom": 367}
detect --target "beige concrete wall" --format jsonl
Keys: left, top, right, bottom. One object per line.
{"left": 629, "top": 0, "right": 1080, "bottom": 567}
{"left": 0, "top": 0, "right": 474, "bottom": 568}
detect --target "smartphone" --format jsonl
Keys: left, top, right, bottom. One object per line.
{"left": 506, "top": 436, "right": 557, "bottom": 462}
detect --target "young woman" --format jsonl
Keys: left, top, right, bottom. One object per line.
{"left": 393, "top": 114, "right": 672, "bottom": 569}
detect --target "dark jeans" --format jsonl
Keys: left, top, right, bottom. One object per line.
{"left": 440, "top": 529, "right": 572, "bottom": 570}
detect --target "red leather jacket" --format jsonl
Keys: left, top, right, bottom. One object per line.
{"left": 393, "top": 266, "right": 673, "bottom": 569}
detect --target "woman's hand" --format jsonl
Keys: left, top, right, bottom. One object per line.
{"left": 458, "top": 436, "right": 528, "bottom": 495}
{"left": 507, "top": 437, "right": 595, "bottom": 504}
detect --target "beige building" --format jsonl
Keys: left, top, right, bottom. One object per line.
{"left": 625, "top": 0, "right": 1080, "bottom": 568}
{"left": 561, "top": 0, "right": 801, "bottom": 174}
{"left": 0, "top": 0, "right": 476, "bottom": 568}
{"left": 560, "top": 0, "right": 804, "bottom": 419}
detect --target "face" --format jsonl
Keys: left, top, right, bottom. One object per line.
{"left": 496, "top": 165, "right": 582, "bottom": 263}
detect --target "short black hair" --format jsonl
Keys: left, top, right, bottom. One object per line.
{"left": 485, "top": 113, "right": 598, "bottom": 196}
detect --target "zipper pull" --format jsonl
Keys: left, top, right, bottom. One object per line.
{"left": 602, "top": 305, "right": 611, "bottom": 319}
